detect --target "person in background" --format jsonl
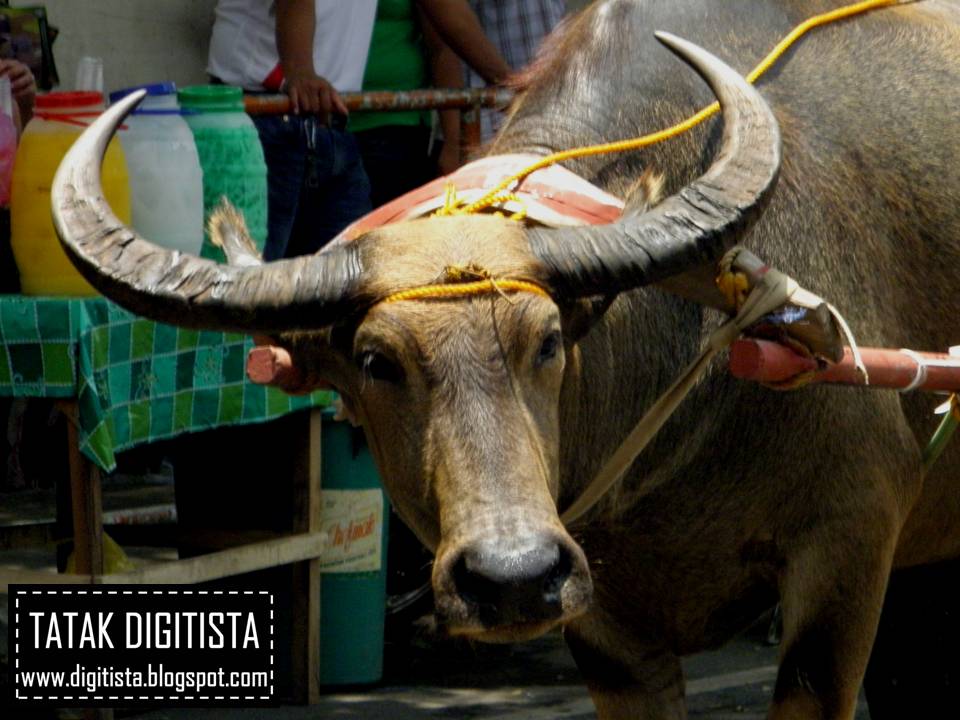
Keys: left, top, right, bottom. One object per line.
{"left": 0, "top": 59, "right": 37, "bottom": 133}
{"left": 351, "top": 0, "right": 512, "bottom": 208}
{"left": 466, "top": 0, "right": 567, "bottom": 142}
{"left": 0, "top": 58, "right": 33, "bottom": 296}
{"left": 208, "top": 0, "right": 377, "bottom": 260}
{"left": 0, "top": 60, "right": 36, "bottom": 489}
{"left": 416, "top": 0, "right": 512, "bottom": 90}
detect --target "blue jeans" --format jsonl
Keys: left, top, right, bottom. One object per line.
{"left": 354, "top": 124, "right": 436, "bottom": 209}
{"left": 253, "top": 114, "right": 371, "bottom": 261}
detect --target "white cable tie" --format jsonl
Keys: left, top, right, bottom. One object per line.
{"left": 899, "top": 348, "right": 928, "bottom": 393}
{"left": 825, "top": 302, "right": 869, "bottom": 384}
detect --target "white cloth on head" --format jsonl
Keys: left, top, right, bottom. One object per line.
{"left": 208, "top": 0, "right": 377, "bottom": 92}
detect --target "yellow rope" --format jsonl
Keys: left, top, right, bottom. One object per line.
{"left": 440, "top": 0, "right": 906, "bottom": 218}
{"left": 383, "top": 278, "right": 550, "bottom": 304}
{"left": 435, "top": 183, "right": 530, "bottom": 221}
{"left": 392, "top": 0, "right": 908, "bottom": 306}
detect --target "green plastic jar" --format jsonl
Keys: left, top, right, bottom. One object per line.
{"left": 177, "top": 85, "right": 267, "bottom": 261}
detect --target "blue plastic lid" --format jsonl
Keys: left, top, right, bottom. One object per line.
{"left": 109, "top": 82, "right": 177, "bottom": 104}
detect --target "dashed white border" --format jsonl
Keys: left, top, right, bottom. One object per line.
{"left": 13, "top": 589, "right": 275, "bottom": 702}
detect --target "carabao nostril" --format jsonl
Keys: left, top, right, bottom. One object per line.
{"left": 452, "top": 537, "right": 571, "bottom": 626}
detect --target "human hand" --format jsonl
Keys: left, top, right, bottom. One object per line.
{"left": 0, "top": 60, "right": 37, "bottom": 101}
{"left": 283, "top": 70, "right": 347, "bottom": 121}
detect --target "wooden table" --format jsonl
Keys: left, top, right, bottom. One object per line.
{"left": 0, "top": 296, "right": 331, "bottom": 705}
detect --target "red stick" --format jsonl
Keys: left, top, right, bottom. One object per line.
{"left": 729, "top": 339, "right": 960, "bottom": 392}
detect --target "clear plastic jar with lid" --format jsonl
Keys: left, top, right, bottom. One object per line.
{"left": 11, "top": 91, "right": 131, "bottom": 296}
{"left": 110, "top": 82, "right": 204, "bottom": 256}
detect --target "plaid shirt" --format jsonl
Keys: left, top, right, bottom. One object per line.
{"left": 466, "top": 0, "right": 568, "bottom": 141}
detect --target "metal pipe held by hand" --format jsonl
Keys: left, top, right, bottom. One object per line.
{"left": 243, "top": 88, "right": 515, "bottom": 116}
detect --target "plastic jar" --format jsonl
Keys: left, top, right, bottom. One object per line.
{"left": 110, "top": 82, "right": 204, "bottom": 255}
{"left": 11, "top": 91, "right": 131, "bottom": 296}
{"left": 177, "top": 85, "right": 267, "bottom": 261}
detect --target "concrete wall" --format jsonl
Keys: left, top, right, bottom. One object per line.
{"left": 19, "top": 0, "right": 593, "bottom": 95}
{"left": 14, "top": 0, "right": 217, "bottom": 92}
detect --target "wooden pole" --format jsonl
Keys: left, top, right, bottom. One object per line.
{"left": 290, "top": 409, "right": 323, "bottom": 704}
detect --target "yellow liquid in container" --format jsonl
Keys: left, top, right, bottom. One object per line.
{"left": 11, "top": 92, "right": 131, "bottom": 296}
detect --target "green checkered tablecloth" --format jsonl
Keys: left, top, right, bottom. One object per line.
{"left": 0, "top": 295, "right": 333, "bottom": 471}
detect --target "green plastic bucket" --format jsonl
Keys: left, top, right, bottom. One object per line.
{"left": 319, "top": 408, "right": 390, "bottom": 685}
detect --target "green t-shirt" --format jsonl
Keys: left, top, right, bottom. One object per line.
{"left": 350, "top": 0, "right": 430, "bottom": 132}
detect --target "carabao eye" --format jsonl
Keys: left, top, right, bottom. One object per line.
{"left": 536, "top": 330, "right": 562, "bottom": 367}
{"left": 358, "top": 350, "right": 405, "bottom": 384}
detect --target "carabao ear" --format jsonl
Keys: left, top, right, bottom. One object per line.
{"left": 622, "top": 168, "right": 665, "bottom": 212}
{"left": 560, "top": 295, "right": 617, "bottom": 344}
{"left": 526, "top": 33, "right": 780, "bottom": 300}
{"left": 247, "top": 325, "right": 356, "bottom": 395}
{"left": 52, "top": 90, "right": 366, "bottom": 333}
{"left": 556, "top": 170, "right": 665, "bottom": 343}
{"left": 208, "top": 199, "right": 263, "bottom": 267}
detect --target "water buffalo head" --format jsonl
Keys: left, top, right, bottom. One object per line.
{"left": 51, "top": 34, "right": 779, "bottom": 642}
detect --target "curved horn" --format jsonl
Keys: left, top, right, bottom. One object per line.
{"left": 527, "top": 32, "right": 781, "bottom": 297}
{"left": 52, "top": 90, "right": 364, "bottom": 333}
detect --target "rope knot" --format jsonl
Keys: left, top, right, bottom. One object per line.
{"left": 441, "top": 263, "right": 493, "bottom": 283}
{"left": 442, "top": 264, "right": 516, "bottom": 303}
{"left": 716, "top": 252, "right": 752, "bottom": 310}
{"left": 432, "top": 183, "right": 529, "bottom": 222}
{"left": 381, "top": 264, "right": 551, "bottom": 304}
{"left": 433, "top": 183, "right": 470, "bottom": 217}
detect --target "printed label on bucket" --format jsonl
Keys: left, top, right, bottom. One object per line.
{"left": 320, "top": 489, "right": 383, "bottom": 573}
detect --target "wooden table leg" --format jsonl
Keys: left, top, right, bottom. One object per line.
{"left": 62, "top": 401, "right": 112, "bottom": 720}
{"left": 291, "top": 409, "right": 322, "bottom": 703}
{"left": 56, "top": 450, "right": 74, "bottom": 573}
{"left": 64, "top": 402, "right": 105, "bottom": 578}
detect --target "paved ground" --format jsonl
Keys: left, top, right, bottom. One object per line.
{"left": 1, "top": 595, "right": 871, "bottom": 719}
{"left": 0, "top": 479, "right": 873, "bottom": 719}
{"left": 137, "top": 629, "right": 871, "bottom": 719}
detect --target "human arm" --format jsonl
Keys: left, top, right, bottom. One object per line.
{"left": 275, "top": 0, "right": 348, "bottom": 117}
{"left": 420, "top": 15, "right": 463, "bottom": 175}
{"left": 0, "top": 60, "right": 36, "bottom": 127}
{"left": 415, "top": 0, "right": 511, "bottom": 85}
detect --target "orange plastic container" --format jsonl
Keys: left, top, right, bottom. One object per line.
{"left": 11, "top": 91, "right": 131, "bottom": 296}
